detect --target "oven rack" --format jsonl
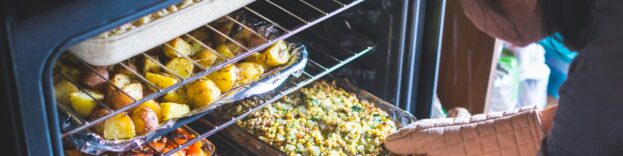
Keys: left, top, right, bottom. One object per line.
{"left": 58, "top": 0, "right": 364, "bottom": 137}
{"left": 158, "top": 32, "right": 375, "bottom": 155}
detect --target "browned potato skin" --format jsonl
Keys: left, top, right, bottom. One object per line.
{"left": 89, "top": 108, "right": 111, "bottom": 135}
{"left": 212, "top": 20, "right": 235, "bottom": 45}
{"left": 82, "top": 66, "right": 109, "bottom": 90}
{"left": 108, "top": 83, "right": 143, "bottom": 110}
{"left": 131, "top": 106, "right": 159, "bottom": 135}
{"left": 113, "top": 61, "right": 139, "bottom": 76}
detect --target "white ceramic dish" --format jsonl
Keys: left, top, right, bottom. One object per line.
{"left": 69, "top": 0, "right": 255, "bottom": 66}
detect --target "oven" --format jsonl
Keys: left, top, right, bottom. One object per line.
{"left": 1, "top": 0, "right": 445, "bottom": 155}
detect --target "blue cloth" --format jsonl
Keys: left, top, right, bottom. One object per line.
{"left": 537, "top": 34, "right": 577, "bottom": 98}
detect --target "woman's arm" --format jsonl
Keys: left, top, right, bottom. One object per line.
{"left": 540, "top": 105, "right": 557, "bottom": 133}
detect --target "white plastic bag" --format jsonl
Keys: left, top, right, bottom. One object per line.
{"left": 511, "top": 43, "right": 550, "bottom": 109}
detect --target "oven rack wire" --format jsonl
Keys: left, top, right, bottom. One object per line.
{"left": 56, "top": 0, "right": 364, "bottom": 143}
{"left": 160, "top": 32, "right": 375, "bottom": 155}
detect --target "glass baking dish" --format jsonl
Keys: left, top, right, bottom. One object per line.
{"left": 211, "top": 77, "right": 417, "bottom": 156}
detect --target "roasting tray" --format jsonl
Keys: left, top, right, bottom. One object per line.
{"left": 69, "top": 0, "right": 254, "bottom": 66}
{"left": 214, "top": 77, "right": 417, "bottom": 156}
{"left": 63, "top": 42, "right": 307, "bottom": 154}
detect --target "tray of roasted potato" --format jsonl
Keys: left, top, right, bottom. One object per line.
{"left": 56, "top": 34, "right": 306, "bottom": 153}
{"left": 213, "top": 78, "right": 417, "bottom": 156}
{"left": 69, "top": 0, "right": 255, "bottom": 66}
{"left": 64, "top": 126, "right": 216, "bottom": 156}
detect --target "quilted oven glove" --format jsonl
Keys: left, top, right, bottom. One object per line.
{"left": 385, "top": 107, "right": 544, "bottom": 156}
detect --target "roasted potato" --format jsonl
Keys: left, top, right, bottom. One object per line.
{"left": 234, "top": 27, "right": 254, "bottom": 43}
{"left": 56, "top": 62, "right": 82, "bottom": 83}
{"left": 103, "top": 112, "right": 136, "bottom": 140}
{"left": 225, "top": 42, "right": 242, "bottom": 55}
{"left": 143, "top": 55, "right": 162, "bottom": 74}
{"left": 165, "top": 57, "right": 194, "bottom": 79}
{"left": 186, "top": 79, "right": 221, "bottom": 108}
{"left": 237, "top": 62, "right": 265, "bottom": 85}
{"left": 135, "top": 100, "right": 161, "bottom": 119}
{"left": 164, "top": 88, "right": 188, "bottom": 104}
{"left": 109, "top": 74, "right": 132, "bottom": 89}
{"left": 160, "top": 102, "right": 190, "bottom": 121}
{"left": 108, "top": 83, "right": 143, "bottom": 110}
{"left": 89, "top": 108, "right": 111, "bottom": 135}
{"left": 188, "top": 28, "right": 210, "bottom": 42}
{"left": 84, "top": 89, "right": 104, "bottom": 101}
{"left": 131, "top": 106, "right": 159, "bottom": 135}
{"left": 215, "top": 44, "right": 235, "bottom": 58}
{"left": 145, "top": 72, "right": 179, "bottom": 89}
{"left": 189, "top": 41, "right": 205, "bottom": 55}
{"left": 193, "top": 49, "right": 219, "bottom": 68}
{"left": 208, "top": 64, "right": 239, "bottom": 92}
{"left": 260, "top": 40, "right": 290, "bottom": 66}
{"left": 114, "top": 61, "right": 139, "bottom": 76}
{"left": 244, "top": 52, "right": 261, "bottom": 62}
{"left": 69, "top": 92, "right": 97, "bottom": 117}
{"left": 212, "top": 20, "right": 235, "bottom": 44}
{"left": 248, "top": 35, "right": 265, "bottom": 48}
{"left": 82, "top": 66, "right": 110, "bottom": 90}
{"left": 54, "top": 80, "right": 79, "bottom": 105}
{"left": 164, "top": 38, "right": 193, "bottom": 59}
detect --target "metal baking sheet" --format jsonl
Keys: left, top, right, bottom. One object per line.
{"left": 214, "top": 77, "right": 417, "bottom": 156}
{"left": 69, "top": 0, "right": 255, "bottom": 66}
{"left": 63, "top": 43, "right": 307, "bottom": 154}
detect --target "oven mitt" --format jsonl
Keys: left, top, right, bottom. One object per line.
{"left": 385, "top": 107, "right": 544, "bottom": 156}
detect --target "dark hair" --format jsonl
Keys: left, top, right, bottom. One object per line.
{"left": 541, "top": 0, "right": 594, "bottom": 50}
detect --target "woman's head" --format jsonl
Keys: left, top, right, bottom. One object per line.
{"left": 459, "top": 0, "right": 593, "bottom": 50}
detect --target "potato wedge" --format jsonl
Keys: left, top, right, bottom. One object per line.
{"left": 145, "top": 72, "right": 178, "bottom": 89}
{"left": 193, "top": 49, "right": 219, "bottom": 68}
{"left": 69, "top": 92, "right": 97, "bottom": 117}
{"left": 109, "top": 74, "right": 132, "bottom": 89}
{"left": 84, "top": 89, "right": 104, "bottom": 101}
{"left": 108, "top": 83, "right": 143, "bottom": 110}
{"left": 160, "top": 102, "right": 190, "bottom": 121}
{"left": 237, "top": 62, "right": 265, "bottom": 85}
{"left": 103, "top": 113, "right": 136, "bottom": 140}
{"left": 143, "top": 55, "right": 162, "bottom": 74}
{"left": 164, "top": 38, "right": 193, "bottom": 59}
{"left": 208, "top": 64, "right": 239, "bottom": 92}
{"left": 54, "top": 80, "right": 79, "bottom": 105}
{"left": 131, "top": 106, "right": 159, "bottom": 135}
{"left": 260, "top": 40, "right": 290, "bottom": 66}
{"left": 81, "top": 66, "right": 110, "bottom": 90}
{"left": 187, "top": 79, "right": 221, "bottom": 108}
{"left": 164, "top": 88, "right": 188, "bottom": 104}
{"left": 215, "top": 44, "right": 235, "bottom": 58}
{"left": 189, "top": 41, "right": 204, "bottom": 56}
{"left": 165, "top": 58, "right": 194, "bottom": 79}
{"left": 135, "top": 100, "right": 161, "bottom": 119}
{"left": 89, "top": 108, "right": 111, "bottom": 135}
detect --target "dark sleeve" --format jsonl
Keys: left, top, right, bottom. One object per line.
{"left": 540, "top": 50, "right": 623, "bottom": 156}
